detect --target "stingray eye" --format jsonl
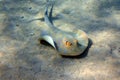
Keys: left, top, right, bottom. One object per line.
{"left": 63, "top": 38, "right": 73, "bottom": 48}
{"left": 63, "top": 40, "right": 72, "bottom": 48}
{"left": 65, "top": 41, "right": 72, "bottom": 46}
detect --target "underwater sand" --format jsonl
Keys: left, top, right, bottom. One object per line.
{"left": 0, "top": 0, "right": 120, "bottom": 80}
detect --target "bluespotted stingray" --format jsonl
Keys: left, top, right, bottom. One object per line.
{"left": 0, "top": 0, "right": 88, "bottom": 56}
{"left": 39, "top": 0, "right": 89, "bottom": 56}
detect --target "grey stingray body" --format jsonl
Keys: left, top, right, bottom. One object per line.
{"left": 0, "top": 0, "right": 88, "bottom": 56}
{"left": 39, "top": 0, "right": 89, "bottom": 56}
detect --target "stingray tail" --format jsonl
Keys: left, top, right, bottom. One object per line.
{"left": 45, "top": 0, "right": 55, "bottom": 28}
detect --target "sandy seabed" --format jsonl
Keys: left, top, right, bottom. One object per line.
{"left": 0, "top": 0, "right": 120, "bottom": 80}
